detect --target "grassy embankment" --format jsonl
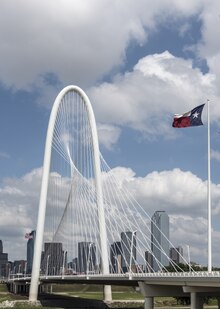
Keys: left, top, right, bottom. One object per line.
{"left": 53, "top": 284, "right": 144, "bottom": 300}
{"left": 0, "top": 283, "right": 27, "bottom": 302}
{"left": 0, "top": 283, "right": 175, "bottom": 307}
{"left": 0, "top": 283, "right": 219, "bottom": 308}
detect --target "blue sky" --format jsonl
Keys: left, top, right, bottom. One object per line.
{"left": 1, "top": 0, "right": 220, "bottom": 266}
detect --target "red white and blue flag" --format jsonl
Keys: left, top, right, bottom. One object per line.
{"left": 25, "top": 232, "right": 33, "bottom": 240}
{"left": 172, "top": 104, "right": 205, "bottom": 128}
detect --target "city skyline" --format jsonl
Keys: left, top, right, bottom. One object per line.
{"left": 0, "top": 1, "right": 220, "bottom": 266}
{"left": 0, "top": 214, "right": 186, "bottom": 278}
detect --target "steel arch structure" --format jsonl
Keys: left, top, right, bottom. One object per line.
{"left": 29, "top": 85, "right": 110, "bottom": 301}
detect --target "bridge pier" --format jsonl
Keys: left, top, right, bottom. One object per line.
{"left": 190, "top": 292, "right": 203, "bottom": 309}
{"left": 144, "top": 297, "right": 154, "bottom": 309}
{"left": 138, "top": 281, "right": 190, "bottom": 309}
{"left": 104, "top": 285, "right": 112, "bottom": 302}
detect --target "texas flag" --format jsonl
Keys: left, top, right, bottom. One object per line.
{"left": 25, "top": 232, "right": 33, "bottom": 240}
{"left": 172, "top": 104, "right": 205, "bottom": 128}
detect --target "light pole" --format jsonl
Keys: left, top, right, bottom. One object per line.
{"left": 186, "top": 245, "right": 191, "bottom": 272}
{"left": 114, "top": 255, "right": 122, "bottom": 274}
{"left": 46, "top": 255, "right": 50, "bottom": 279}
{"left": 87, "top": 243, "right": 92, "bottom": 277}
{"left": 73, "top": 262, "right": 76, "bottom": 274}
{"left": 62, "top": 251, "right": 67, "bottom": 278}
{"left": 7, "top": 263, "right": 11, "bottom": 280}
{"left": 129, "top": 230, "right": 137, "bottom": 279}
{"left": 24, "top": 262, "right": 27, "bottom": 277}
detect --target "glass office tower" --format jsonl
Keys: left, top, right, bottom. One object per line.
{"left": 26, "top": 230, "right": 36, "bottom": 274}
{"left": 121, "top": 231, "right": 137, "bottom": 273}
{"left": 151, "top": 211, "right": 169, "bottom": 271}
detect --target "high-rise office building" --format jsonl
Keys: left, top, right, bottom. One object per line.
{"left": 78, "top": 242, "right": 96, "bottom": 274}
{"left": 72, "top": 257, "right": 78, "bottom": 273}
{"left": 0, "top": 240, "right": 2, "bottom": 254}
{"left": 41, "top": 242, "right": 64, "bottom": 275}
{"left": 0, "top": 240, "right": 8, "bottom": 278}
{"left": 145, "top": 250, "right": 153, "bottom": 272}
{"left": 110, "top": 241, "right": 122, "bottom": 273}
{"left": 151, "top": 211, "right": 169, "bottom": 271}
{"left": 13, "top": 260, "right": 26, "bottom": 274}
{"left": 121, "top": 231, "right": 136, "bottom": 273}
{"left": 26, "top": 230, "right": 36, "bottom": 274}
{"left": 170, "top": 246, "right": 183, "bottom": 265}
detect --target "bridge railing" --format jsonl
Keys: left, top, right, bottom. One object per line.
{"left": 7, "top": 271, "right": 220, "bottom": 283}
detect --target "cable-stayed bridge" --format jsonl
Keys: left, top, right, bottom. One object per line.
{"left": 6, "top": 86, "right": 220, "bottom": 309}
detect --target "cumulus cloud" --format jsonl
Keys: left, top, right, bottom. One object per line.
{"left": 0, "top": 0, "right": 204, "bottom": 92}
{"left": 197, "top": 0, "right": 220, "bottom": 95}
{"left": 97, "top": 124, "right": 121, "bottom": 150}
{"left": 109, "top": 166, "right": 213, "bottom": 217}
{"left": 89, "top": 51, "right": 218, "bottom": 143}
{"left": 0, "top": 0, "right": 218, "bottom": 147}
{"left": 0, "top": 168, "right": 42, "bottom": 260}
{"left": 0, "top": 0, "right": 148, "bottom": 90}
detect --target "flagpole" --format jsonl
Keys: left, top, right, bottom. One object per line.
{"left": 207, "top": 99, "right": 212, "bottom": 272}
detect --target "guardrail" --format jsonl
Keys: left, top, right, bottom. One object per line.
{"left": 6, "top": 271, "right": 220, "bottom": 283}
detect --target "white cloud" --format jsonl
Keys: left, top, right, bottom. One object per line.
{"left": 0, "top": 0, "right": 205, "bottom": 92}
{"left": 113, "top": 167, "right": 209, "bottom": 216}
{"left": 0, "top": 168, "right": 42, "bottom": 260}
{"left": 197, "top": 1, "right": 220, "bottom": 96}
{"left": 89, "top": 51, "right": 218, "bottom": 142}
{"left": 0, "top": 0, "right": 148, "bottom": 90}
{"left": 97, "top": 124, "right": 121, "bottom": 150}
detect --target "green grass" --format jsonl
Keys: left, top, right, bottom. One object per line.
{"left": 0, "top": 284, "right": 8, "bottom": 293}
{"left": 52, "top": 283, "right": 136, "bottom": 293}
{"left": 0, "top": 284, "right": 28, "bottom": 304}
{"left": 0, "top": 283, "right": 144, "bottom": 308}
{"left": 52, "top": 284, "right": 144, "bottom": 301}
{"left": 1, "top": 283, "right": 219, "bottom": 309}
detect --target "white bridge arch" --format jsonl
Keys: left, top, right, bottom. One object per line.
{"left": 29, "top": 85, "right": 110, "bottom": 301}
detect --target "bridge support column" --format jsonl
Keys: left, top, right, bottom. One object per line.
{"left": 190, "top": 292, "right": 203, "bottom": 309}
{"left": 104, "top": 285, "right": 112, "bottom": 302}
{"left": 144, "top": 297, "right": 154, "bottom": 309}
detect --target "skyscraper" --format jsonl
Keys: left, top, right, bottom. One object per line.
{"left": 110, "top": 241, "right": 122, "bottom": 273}
{"left": 151, "top": 211, "right": 169, "bottom": 271}
{"left": 78, "top": 242, "right": 96, "bottom": 274}
{"left": 0, "top": 240, "right": 2, "bottom": 254}
{"left": 121, "top": 231, "right": 136, "bottom": 273}
{"left": 145, "top": 250, "right": 153, "bottom": 272}
{"left": 170, "top": 246, "right": 184, "bottom": 265}
{"left": 26, "top": 230, "right": 36, "bottom": 274}
{"left": 0, "top": 240, "right": 8, "bottom": 278}
{"left": 41, "top": 242, "right": 64, "bottom": 275}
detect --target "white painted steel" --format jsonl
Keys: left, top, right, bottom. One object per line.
{"left": 29, "top": 85, "right": 110, "bottom": 301}
{"left": 207, "top": 99, "right": 212, "bottom": 272}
